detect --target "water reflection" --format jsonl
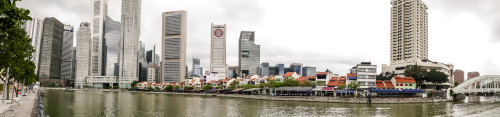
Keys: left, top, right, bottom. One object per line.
{"left": 42, "top": 90, "right": 500, "bottom": 117}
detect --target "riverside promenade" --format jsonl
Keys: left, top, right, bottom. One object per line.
{"left": 0, "top": 90, "right": 38, "bottom": 117}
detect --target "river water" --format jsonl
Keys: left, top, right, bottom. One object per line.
{"left": 42, "top": 90, "right": 500, "bottom": 117}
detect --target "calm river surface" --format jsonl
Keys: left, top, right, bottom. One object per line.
{"left": 42, "top": 90, "right": 500, "bottom": 117}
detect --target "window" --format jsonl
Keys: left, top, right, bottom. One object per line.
{"left": 410, "top": 84, "right": 412, "bottom": 86}
{"left": 241, "top": 51, "right": 249, "bottom": 58}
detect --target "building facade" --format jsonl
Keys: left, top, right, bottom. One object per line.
{"left": 191, "top": 58, "right": 203, "bottom": 77}
{"left": 104, "top": 17, "right": 120, "bottom": 76}
{"left": 390, "top": 0, "right": 428, "bottom": 65}
{"left": 138, "top": 42, "right": 148, "bottom": 82}
{"left": 161, "top": 10, "right": 187, "bottom": 83}
{"left": 228, "top": 66, "right": 239, "bottom": 78}
{"left": 353, "top": 62, "right": 377, "bottom": 89}
{"left": 290, "top": 63, "right": 303, "bottom": 75}
{"left": 147, "top": 62, "right": 160, "bottom": 83}
{"left": 90, "top": 0, "right": 108, "bottom": 76}
{"left": 453, "top": 69, "right": 464, "bottom": 84}
{"left": 119, "top": 0, "right": 141, "bottom": 88}
{"left": 22, "top": 14, "right": 43, "bottom": 74}
{"left": 260, "top": 62, "right": 269, "bottom": 76}
{"left": 60, "top": 24, "right": 74, "bottom": 81}
{"left": 467, "top": 72, "right": 480, "bottom": 80}
{"left": 238, "top": 31, "right": 260, "bottom": 77}
{"left": 75, "top": 22, "right": 91, "bottom": 88}
{"left": 210, "top": 23, "right": 228, "bottom": 78}
{"left": 38, "top": 17, "right": 65, "bottom": 86}
{"left": 302, "top": 66, "right": 316, "bottom": 76}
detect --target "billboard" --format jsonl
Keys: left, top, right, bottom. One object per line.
{"left": 212, "top": 25, "right": 225, "bottom": 39}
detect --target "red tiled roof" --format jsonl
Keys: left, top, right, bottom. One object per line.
{"left": 267, "top": 76, "right": 276, "bottom": 80}
{"left": 317, "top": 72, "right": 327, "bottom": 75}
{"left": 306, "top": 76, "right": 316, "bottom": 80}
{"left": 384, "top": 81, "right": 395, "bottom": 88}
{"left": 347, "top": 73, "right": 356, "bottom": 78}
{"left": 327, "top": 80, "right": 345, "bottom": 87}
{"left": 296, "top": 76, "right": 308, "bottom": 84}
{"left": 283, "top": 72, "right": 295, "bottom": 77}
{"left": 394, "top": 76, "right": 416, "bottom": 83}
{"left": 147, "top": 82, "right": 152, "bottom": 85}
{"left": 330, "top": 77, "right": 339, "bottom": 81}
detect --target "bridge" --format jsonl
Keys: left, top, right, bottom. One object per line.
{"left": 453, "top": 75, "right": 500, "bottom": 95}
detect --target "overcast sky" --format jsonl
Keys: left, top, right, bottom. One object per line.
{"left": 18, "top": 0, "right": 500, "bottom": 78}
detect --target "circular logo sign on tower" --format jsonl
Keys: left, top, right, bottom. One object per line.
{"left": 214, "top": 29, "right": 224, "bottom": 38}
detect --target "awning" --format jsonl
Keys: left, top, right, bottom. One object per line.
{"left": 370, "top": 89, "right": 402, "bottom": 93}
{"left": 231, "top": 88, "right": 244, "bottom": 92}
{"left": 402, "top": 89, "right": 423, "bottom": 93}
{"left": 277, "top": 87, "right": 313, "bottom": 91}
{"left": 347, "top": 77, "right": 357, "bottom": 80}
{"left": 336, "top": 91, "right": 355, "bottom": 94}
{"left": 322, "top": 87, "right": 334, "bottom": 91}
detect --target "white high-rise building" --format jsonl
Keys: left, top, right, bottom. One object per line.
{"left": 390, "top": 0, "right": 428, "bottom": 65}
{"left": 61, "top": 24, "right": 74, "bottom": 80}
{"left": 119, "top": 0, "right": 141, "bottom": 88}
{"left": 75, "top": 22, "right": 91, "bottom": 88}
{"left": 90, "top": 0, "right": 108, "bottom": 76}
{"left": 210, "top": 23, "right": 228, "bottom": 79}
{"left": 161, "top": 10, "right": 187, "bottom": 83}
{"left": 22, "top": 14, "right": 43, "bottom": 74}
{"left": 239, "top": 31, "right": 260, "bottom": 77}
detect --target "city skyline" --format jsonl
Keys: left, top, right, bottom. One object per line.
{"left": 18, "top": 0, "right": 500, "bottom": 78}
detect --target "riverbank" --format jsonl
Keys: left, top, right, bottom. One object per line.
{"left": 0, "top": 90, "right": 37, "bottom": 117}
{"left": 42, "top": 88, "right": 451, "bottom": 104}
{"left": 140, "top": 91, "right": 451, "bottom": 104}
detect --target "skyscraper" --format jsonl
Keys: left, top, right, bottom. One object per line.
{"left": 260, "top": 62, "right": 269, "bottom": 76}
{"left": 290, "top": 63, "right": 303, "bottom": 75}
{"left": 161, "top": 10, "right": 187, "bottom": 83}
{"left": 90, "top": 0, "right": 108, "bottom": 76}
{"left": 22, "top": 14, "right": 43, "bottom": 74}
{"left": 60, "top": 24, "right": 74, "bottom": 81}
{"left": 302, "top": 66, "right": 316, "bottom": 76}
{"left": 119, "top": 0, "right": 141, "bottom": 88}
{"left": 191, "top": 57, "right": 202, "bottom": 77}
{"left": 138, "top": 42, "right": 147, "bottom": 82}
{"left": 104, "top": 17, "right": 121, "bottom": 76}
{"left": 390, "top": 0, "right": 428, "bottom": 65}
{"left": 238, "top": 31, "right": 260, "bottom": 77}
{"left": 75, "top": 22, "right": 91, "bottom": 88}
{"left": 38, "top": 17, "right": 64, "bottom": 86}
{"left": 146, "top": 50, "right": 153, "bottom": 63}
{"left": 210, "top": 23, "right": 228, "bottom": 78}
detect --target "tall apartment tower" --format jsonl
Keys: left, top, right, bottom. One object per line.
{"left": 22, "top": 14, "right": 43, "bottom": 74}
{"left": 210, "top": 23, "right": 228, "bottom": 78}
{"left": 119, "top": 0, "right": 141, "bottom": 88}
{"left": 467, "top": 72, "right": 480, "bottom": 80}
{"left": 260, "top": 62, "right": 269, "bottom": 76}
{"left": 453, "top": 70, "right": 464, "bottom": 84}
{"left": 38, "top": 17, "right": 64, "bottom": 85}
{"left": 390, "top": 0, "right": 428, "bottom": 65}
{"left": 90, "top": 0, "right": 108, "bottom": 76}
{"left": 60, "top": 24, "right": 74, "bottom": 81}
{"left": 75, "top": 22, "right": 91, "bottom": 88}
{"left": 161, "top": 10, "right": 187, "bottom": 83}
{"left": 238, "top": 31, "right": 260, "bottom": 77}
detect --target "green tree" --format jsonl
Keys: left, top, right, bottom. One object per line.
{"left": 174, "top": 86, "right": 180, "bottom": 89}
{"left": 348, "top": 81, "right": 360, "bottom": 89}
{"left": 404, "top": 65, "right": 428, "bottom": 85}
{"left": 282, "top": 78, "right": 300, "bottom": 86}
{"left": 0, "top": 0, "right": 35, "bottom": 100}
{"left": 337, "top": 84, "right": 346, "bottom": 89}
{"left": 300, "top": 80, "right": 315, "bottom": 87}
{"left": 424, "top": 69, "right": 449, "bottom": 84}
{"left": 131, "top": 81, "right": 140, "bottom": 88}
{"left": 202, "top": 85, "right": 213, "bottom": 91}
{"left": 154, "top": 87, "right": 160, "bottom": 90}
{"left": 377, "top": 71, "right": 396, "bottom": 80}
{"left": 146, "top": 87, "right": 153, "bottom": 91}
{"left": 454, "top": 82, "right": 458, "bottom": 87}
{"left": 215, "top": 86, "right": 222, "bottom": 89}
{"left": 165, "top": 85, "right": 173, "bottom": 91}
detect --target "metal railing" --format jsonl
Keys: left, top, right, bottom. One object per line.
{"left": 36, "top": 90, "right": 48, "bottom": 117}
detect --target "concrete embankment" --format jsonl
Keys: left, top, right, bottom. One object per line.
{"left": 0, "top": 90, "right": 38, "bottom": 117}
{"left": 142, "top": 92, "right": 450, "bottom": 104}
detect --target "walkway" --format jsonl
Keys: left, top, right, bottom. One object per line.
{"left": 0, "top": 90, "right": 37, "bottom": 117}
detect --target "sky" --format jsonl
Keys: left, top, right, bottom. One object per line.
{"left": 17, "top": 0, "right": 500, "bottom": 79}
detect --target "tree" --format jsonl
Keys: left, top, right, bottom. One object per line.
{"left": 174, "top": 86, "right": 180, "bottom": 89}
{"left": 282, "top": 78, "right": 300, "bottom": 86}
{"left": 165, "top": 85, "right": 173, "bottom": 91}
{"left": 300, "top": 80, "right": 315, "bottom": 87}
{"left": 215, "top": 86, "right": 222, "bottom": 89}
{"left": 337, "top": 84, "right": 346, "bottom": 89}
{"left": 0, "top": 0, "right": 34, "bottom": 100}
{"left": 454, "top": 82, "right": 458, "bottom": 87}
{"left": 404, "top": 65, "right": 427, "bottom": 85}
{"left": 377, "top": 71, "right": 396, "bottom": 80}
{"left": 146, "top": 87, "right": 153, "bottom": 91}
{"left": 348, "top": 81, "right": 360, "bottom": 89}
{"left": 131, "top": 81, "right": 140, "bottom": 88}
{"left": 202, "top": 85, "right": 213, "bottom": 91}
{"left": 424, "top": 69, "right": 449, "bottom": 84}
